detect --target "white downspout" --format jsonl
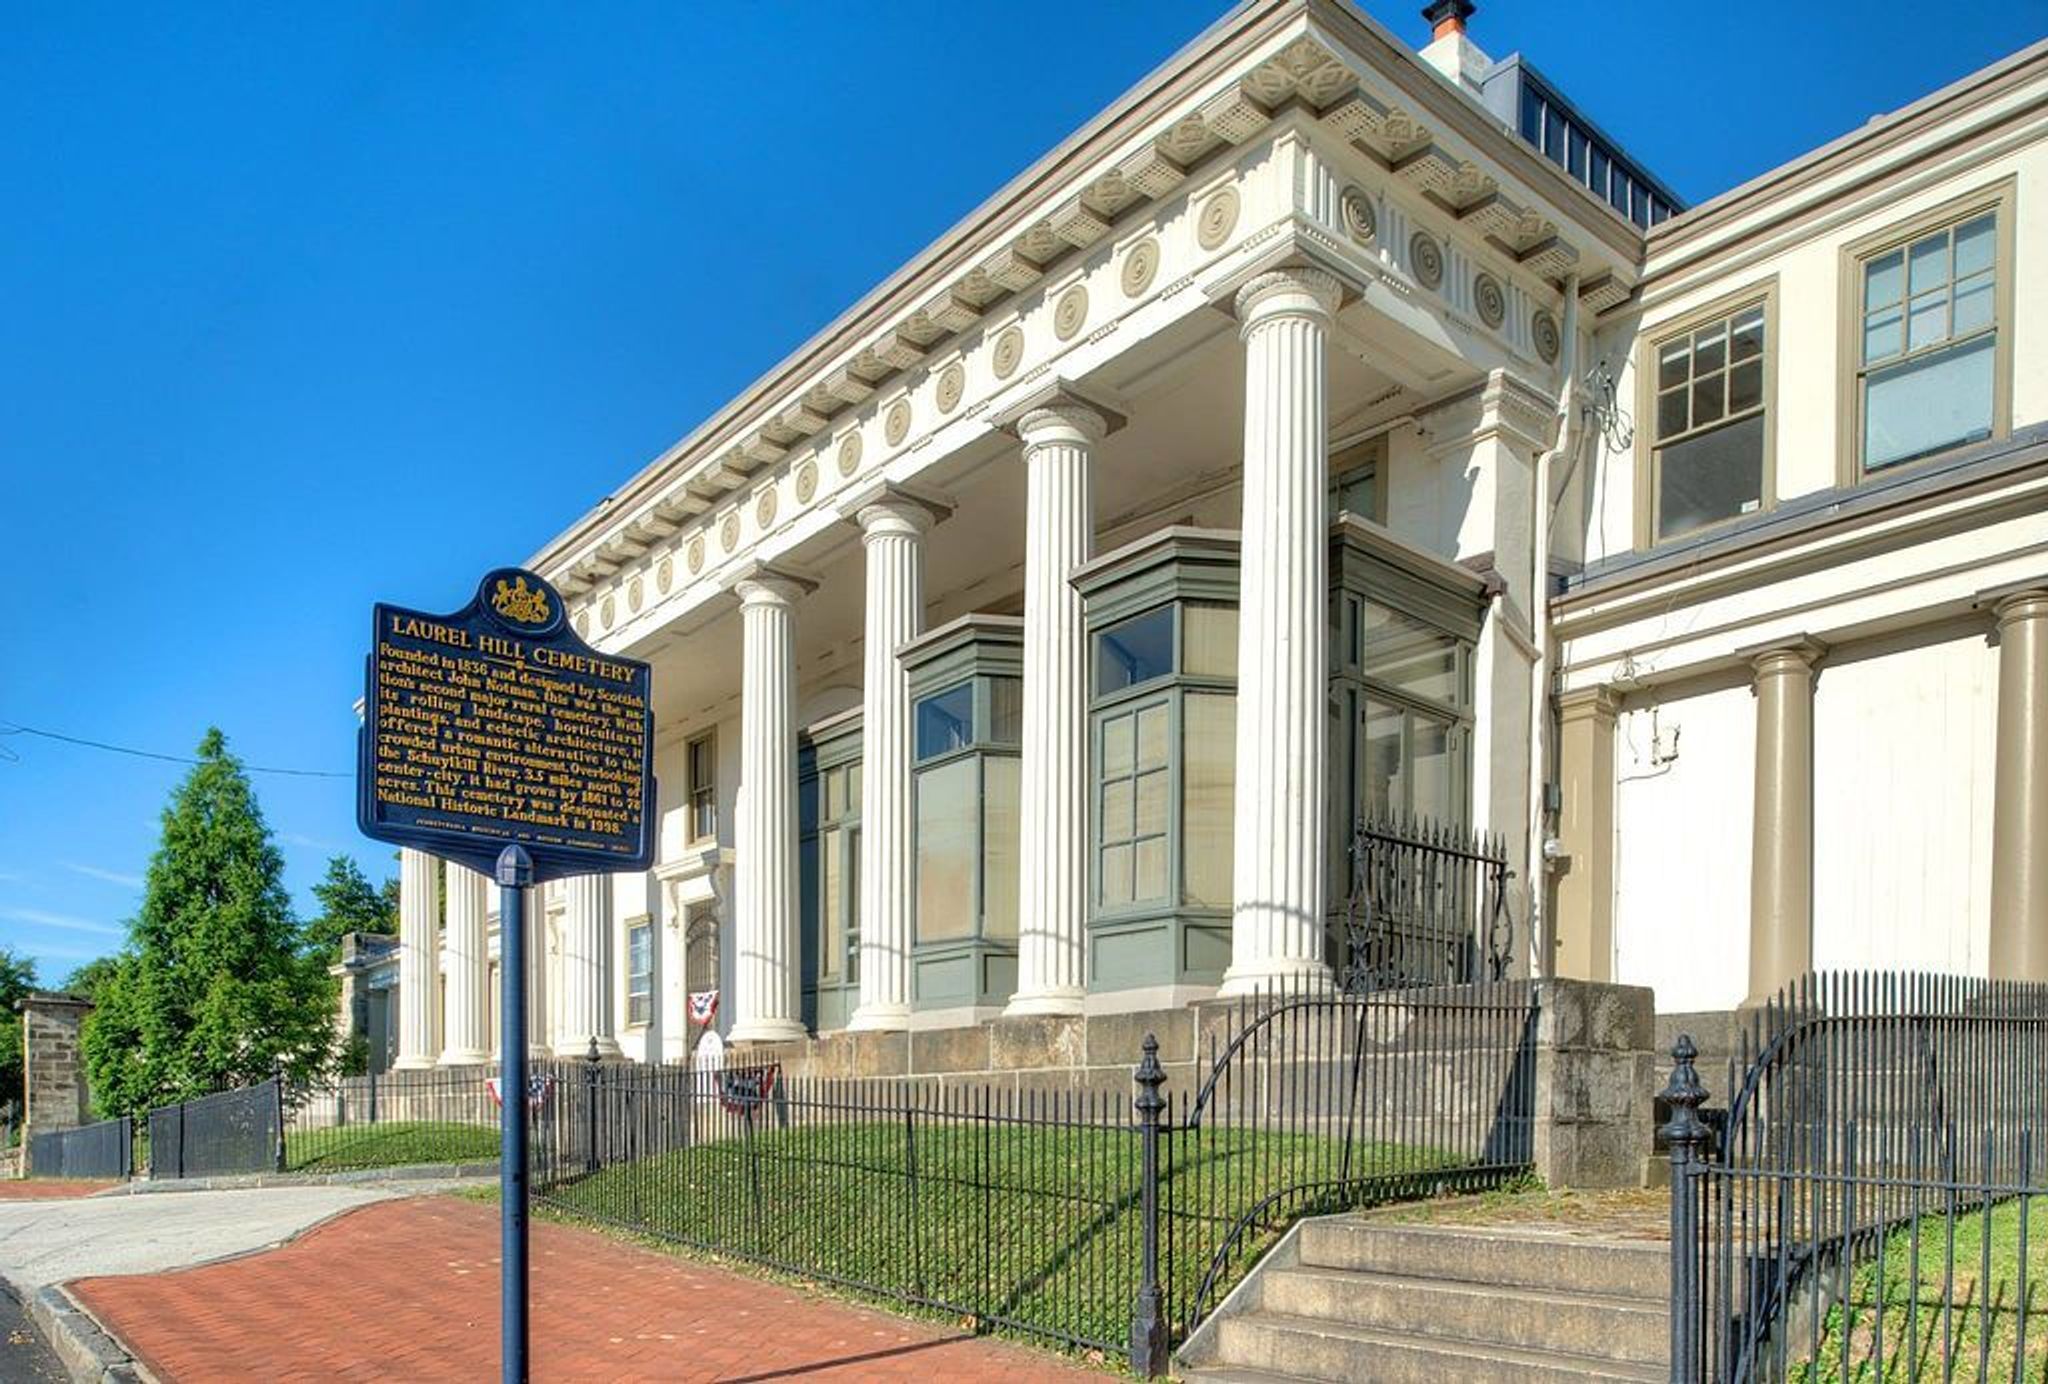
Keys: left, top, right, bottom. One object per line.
{"left": 1528, "top": 274, "right": 1581, "bottom": 979}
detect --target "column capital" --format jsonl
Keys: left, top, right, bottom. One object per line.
{"left": 729, "top": 563, "right": 815, "bottom": 609}
{"left": 1233, "top": 267, "right": 1342, "bottom": 336}
{"left": 1742, "top": 634, "right": 1828, "bottom": 681}
{"left": 991, "top": 379, "right": 1125, "bottom": 445}
{"left": 1992, "top": 586, "right": 2048, "bottom": 628}
{"left": 1557, "top": 683, "right": 1624, "bottom": 725}
{"left": 838, "top": 480, "right": 953, "bottom": 538}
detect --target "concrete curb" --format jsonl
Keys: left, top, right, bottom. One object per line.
{"left": 94, "top": 1162, "right": 497, "bottom": 1195}
{"left": 8, "top": 1276, "right": 150, "bottom": 1384}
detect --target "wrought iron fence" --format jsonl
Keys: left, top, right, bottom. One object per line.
{"left": 1664, "top": 971, "right": 2048, "bottom": 1383}
{"left": 281, "top": 1066, "right": 499, "bottom": 1173}
{"left": 1342, "top": 814, "right": 1515, "bottom": 994}
{"left": 149, "top": 1078, "right": 284, "bottom": 1178}
{"left": 27, "top": 1114, "right": 132, "bottom": 1179}
{"left": 532, "top": 977, "right": 1537, "bottom": 1372}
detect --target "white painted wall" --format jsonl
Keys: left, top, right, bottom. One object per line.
{"left": 1812, "top": 630, "right": 1998, "bottom": 975}
{"left": 1612, "top": 681, "right": 1754, "bottom": 1012}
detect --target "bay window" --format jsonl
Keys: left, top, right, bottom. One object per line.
{"left": 797, "top": 713, "right": 860, "bottom": 1031}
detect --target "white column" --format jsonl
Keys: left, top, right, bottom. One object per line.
{"left": 658, "top": 880, "right": 691, "bottom": 1062}
{"left": 528, "top": 888, "right": 553, "bottom": 1059}
{"left": 1007, "top": 400, "right": 1111, "bottom": 1016}
{"left": 730, "top": 575, "right": 809, "bottom": 1043}
{"left": 556, "top": 874, "right": 621, "bottom": 1057}
{"left": 1219, "top": 268, "right": 1343, "bottom": 996}
{"left": 848, "top": 498, "right": 936, "bottom": 1031}
{"left": 440, "top": 864, "right": 491, "bottom": 1066}
{"left": 395, "top": 847, "right": 440, "bottom": 1069}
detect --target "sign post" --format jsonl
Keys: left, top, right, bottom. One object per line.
{"left": 357, "top": 568, "right": 654, "bottom": 1384}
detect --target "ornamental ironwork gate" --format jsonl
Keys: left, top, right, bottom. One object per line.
{"left": 1340, "top": 814, "right": 1515, "bottom": 994}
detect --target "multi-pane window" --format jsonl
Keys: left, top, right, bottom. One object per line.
{"left": 911, "top": 677, "right": 1021, "bottom": 944}
{"left": 1088, "top": 602, "right": 1238, "bottom": 919}
{"left": 800, "top": 759, "right": 860, "bottom": 982}
{"left": 1651, "top": 303, "right": 1768, "bottom": 540}
{"left": 625, "top": 919, "right": 652, "bottom": 1027}
{"left": 1334, "top": 592, "right": 1472, "bottom": 829}
{"left": 686, "top": 732, "right": 716, "bottom": 841}
{"left": 1858, "top": 211, "right": 1998, "bottom": 471}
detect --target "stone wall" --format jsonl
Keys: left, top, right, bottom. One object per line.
{"left": 1532, "top": 979, "right": 1659, "bottom": 1189}
{"left": 20, "top": 993, "right": 94, "bottom": 1174}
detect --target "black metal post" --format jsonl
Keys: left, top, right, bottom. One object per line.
{"left": 496, "top": 845, "right": 533, "bottom": 1384}
{"left": 1130, "top": 1033, "right": 1170, "bottom": 1378}
{"left": 368, "top": 1062, "right": 378, "bottom": 1125}
{"left": 1662, "top": 1033, "right": 1710, "bottom": 1384}
{"left": 584, "top": 1036, "right": 602, "bottom": 1175}
{"left": 272, "top": 1061, "right": 288, "bottom": 1173}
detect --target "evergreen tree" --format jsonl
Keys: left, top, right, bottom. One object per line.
{"left": 0, "top": 946, "right": 37, "bottom": 1114}
{"left": 60, "top": 955, "right": 122, "bottom": 1002}
{"left": 81, "top": 729, "right": 335, "bottom": 1116}
{"left": 302, "top": 854, "right": 397, "bottom": 961}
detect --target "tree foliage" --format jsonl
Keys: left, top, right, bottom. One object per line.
{"left": 0, "top": 946, "right": 37, "bottom": 1115}
{"left": 302, "top": 854, "right": 397, "bottom": 961}
{"left": 60, "top": 955, "right": 122, "bottom": 1003}
{"left": 80, "top": 729, "right": 335, "bottom": 1116}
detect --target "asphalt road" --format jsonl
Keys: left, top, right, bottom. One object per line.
{"left": 0, "top": 1291, "right": 64, "bottom": 1384}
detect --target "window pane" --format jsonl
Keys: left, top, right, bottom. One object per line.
{"left": 915, "top": 758, "right": 977, "bottom": 940}
{"left": 1102, "top": 713, "right": 1134, "bottom": 777}
{"left": 981, "top": 756, "right": 1019, "bottom": 939}
{"left": 1657, "top": 341, "right": 1689, "bottom": 391}
{"left": 1657, "top": 412, "right": 1766, "bottom": 539}
{"left": 1953, "top": 214, "right": 1995, "bottom": 278}
{"left": 1691, "top": 374, "right": 1724, "bottom": 429}
{"left": 1183, "top": 603, "right": 1238, "bottom": 678}
{"left": 1953, "top": 273, "right": 1993, "bottom": 336}
{"left": 1411, "top": 720, "right": 1455, "bottom": 823}
{"left": 1362, "top": 701, "right": 1403, "bottom": 819}
{"left": 1691, "top": 322, "right": 1727, "bottom": 376}
{"left": 1101, "top": 778, "right": 1134, "bottom": 844}
{"left": 1135, "top": 768, "right": 1169, "bottom": 837}
{"left": 1728, "top": 359, "right": 1763, "bottom": 414}
{"left": 1863, "top": 304, "right": 1903, "bottom": 366}
{"left": 823, "top": 767, "right": 843, "bottom": 820}
{"left": 1100, "top": 843, "right": 1132, "bottom": 907}
{"left": 1730, "top": 309, "right": 1764, "bottom": 362}
{"left": 1864, "top": 335, "right": 1995, "bottom": 470}
{"left": 1183, "top": 692, "right": 1235, "bottom": 907}
{"left": 1907, "top": 289, "right": 1948, "bottom": 352}
{"left": 1656, "top": 387, "right": 1689, "bottom": 440}
{"left": 986, "top": 677, "right": 1023, "bottom": 745}
{"left": 821, "top": 828, "right": 844, "bottom": 977}
{"left": 1907, "top": 231, "right": 1949, "bottom": 295}
{"left": 915, "top": 683, "right": 974, "bottom": 760}
{"left": 1097, "top": 606, "right": 1175, "bottom": 696}
{"left": 1136, "top": 704, "right": 1169, "bottom": 769}
{"left": 1364, "top": 603, "right": 1461, "bottom": 704}
{"left": 1134, "top": 838, "right": 1168, "bottom": 903}
{"left": 1864, "top": 250, "right": 1904, "bottom": 311}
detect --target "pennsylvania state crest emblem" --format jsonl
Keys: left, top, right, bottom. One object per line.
{"left": 491, "top": 575, "right": 551, "bottom": 627}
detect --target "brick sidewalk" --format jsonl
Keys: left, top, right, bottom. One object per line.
{"left": 69, "top": 1195, "right": 1111, "bottom": 1382}
{"left": 0, "top": 1179, "right": 118, "bottom": 1200}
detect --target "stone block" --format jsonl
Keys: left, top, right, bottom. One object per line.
{"left": 1083, "top": 1007, "right": 1195, "bottom": 1067}
{"left": 844, "top": 1030, "right": 909, "bottom": 1078}
{"left": 989, "top": 1014, "right": 1084, "bottom": 1071}
{"left": 910, "top": 1024, "right": 992, "bottom": 1075}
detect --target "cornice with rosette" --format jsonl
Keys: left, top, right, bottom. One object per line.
{"left": 544, "top": 18, "right": 1637, "bottom": 626}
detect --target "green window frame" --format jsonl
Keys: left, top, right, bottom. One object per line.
{"left": 1332, "top": 590, "right": 1474, "bottom": 830}
{"left": 911, "top": 676, "right": 1022, "bottom": 945}
{"left": 798, "top": 721, "right": 862, "bottom": 1031}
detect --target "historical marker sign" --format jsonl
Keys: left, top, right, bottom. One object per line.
{"left": 357, "top": 567, "right": 656, "bottom": 883}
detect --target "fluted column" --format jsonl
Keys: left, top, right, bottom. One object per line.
{"left": 439, "top": 864, "right": 491, "bottom": 1066}
{"left": 849, "top": 497, "right": 937, "bottom": 1030}
{"left": 658, "top": 882, "right": 691, "bottom": 1063}
{"left": 1990, "top": 590, "right": 2048, "bottom": 981}
{"left": 394, "top": 848, "right": 440, "bottom": 1069}
{"left": 730, "top": 575, "right": 809, "bottom": 1043}
{"left": 1747, "top": 638, "right": 1824, "bottom": 1005}
{"left": 1007, "top": 399, "right": 1113, "bottom": 1016}
{"left": 1219, "top": 268, "right": 1343, "bottom": 997}
{"left": 556, "top": 873, "right": 620, "bottom": 1057}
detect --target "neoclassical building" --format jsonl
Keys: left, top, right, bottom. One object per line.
{"left": 377, "top": 0, "right": 2048, "bottom": 1069}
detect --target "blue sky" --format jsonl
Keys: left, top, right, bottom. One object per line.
{"left": 2, "top": 1, "right": 2039, "bottom": 986}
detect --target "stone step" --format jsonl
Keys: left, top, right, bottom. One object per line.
{"left": 1261, "top": 1264, "right": 1668, "bottom": 1365}
{"left": 1213, "top": 1312, "right": 1668, "bottom": 1383}
{"left": 1297, "top": 1219, "right": 1670, "bottom": 1301}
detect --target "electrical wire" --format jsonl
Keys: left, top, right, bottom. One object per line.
{"left": 0, "top": 721, "right": 350, "bottom": 779}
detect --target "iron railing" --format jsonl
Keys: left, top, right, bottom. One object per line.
{"left": 1342, "top": 814, "right": 1515, "bottom": 994}
{"left": 533, "top": 977, "right": 1538, "bottom": 1372}
{"left": 27, "top": 1114, "right": 132, "bottom": 1179}
{"left": 1665, "top": 970, "right": 2048, "bottom": 1382}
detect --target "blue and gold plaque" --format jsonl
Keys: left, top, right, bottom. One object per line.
{"left": 357, "top": 567, "right": 655, "bottom": 882}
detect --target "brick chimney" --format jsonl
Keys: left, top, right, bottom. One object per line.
{"left": 1419, "top": 0, "right": 1493, "bottom": 95}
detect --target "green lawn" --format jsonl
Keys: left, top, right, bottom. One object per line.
{"left": 539, "top": 1119, "right": 1486, "bottom": 1350}
{"left": 1790, "top": 1196, "right": 2048, "bottom": 1382}
{"left": 285, "top": 1120, "right": 499, "bottom": 1172}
